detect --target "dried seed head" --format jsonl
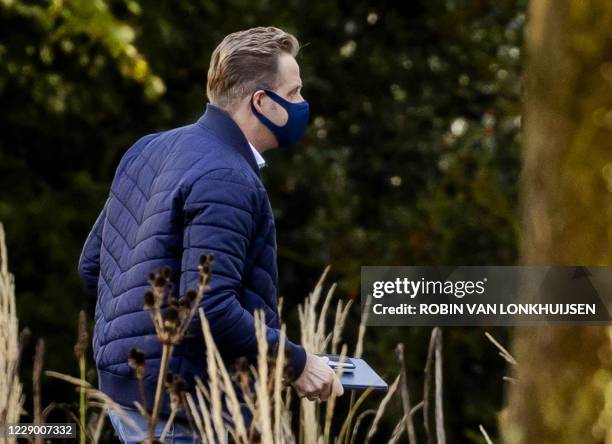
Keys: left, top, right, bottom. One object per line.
{"left": 161, "top": 266, "right": 172, "bottom": 279}
{"left": 128, "top": 348, "right": 146, "bottom": 366}
{"left": 163, "top": 324, "right": 174, "bottom": 336}
{"left": 168, "top": 296, "right": 178, "bottom": 308}
{"left": 148, "top": 272, "right": 156, "bottom": 282}
{"left": 86, "top": 368, "right": 97, "bottom": 384}
{"left": 128, "top": 348, "right": 146, "bottom": 379}
{"left": 165, "top": 306, "right": 179, "bottom": 324}
{"left": 165, "top": 373, "right": 187, "bottom": 411}
{"left": 282, "top": 350, "right": 297, "bottom": 382}
{"left": 154, "top": 275, "right": 166, "bottom": 288}
{"left": 172, "top": 375, "right": 187, "bottom": 393}
{"left": 185, "top": 289, "right": 197, "bottom": 304}
{"left": 250, "top": 430, "right": 262, "bottom": 443}
{"left": 199, "top": 254, "right": 214, "bottom": 271}
{"left": 178, "top": 297, "right": 189, "bottom": 309}
{"left": 231, "top": 356, "right": 251, "bottom": 385}
{"left": 74, "top": 310, "right": 89, "bottom": 360}
{"left": 143, "top": 291, "right": 155, "bottom": 309}
{"left": 165, "top": 371, "right": 174, "bottom": 385}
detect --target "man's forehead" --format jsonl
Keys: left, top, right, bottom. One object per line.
{"left": 277, "top": 53, "right": 302, "bottom": 86}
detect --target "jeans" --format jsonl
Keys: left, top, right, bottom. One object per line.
{"left": 107, "top": 406, "right": 202, "bottom": 443}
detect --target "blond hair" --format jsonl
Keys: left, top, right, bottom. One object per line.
{"left": 206, "top": 27, "right": 300, "bottom": 111}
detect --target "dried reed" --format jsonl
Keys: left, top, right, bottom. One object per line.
{"left": 0, "top": 223, "right": 23, "bottom": 444}
{"left": 41, "top": 262, "right": 455, "bottom": 444}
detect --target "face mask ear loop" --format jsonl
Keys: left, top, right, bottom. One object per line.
{"left": 263, "top": 89, "right": 292, "bottom": 107}
{"left": 250, "top": 90, "right": 283, "bottom": 130}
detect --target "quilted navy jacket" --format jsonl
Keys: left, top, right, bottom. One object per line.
{"left": 78, "top": 104, "right": 307, "bottom": 415}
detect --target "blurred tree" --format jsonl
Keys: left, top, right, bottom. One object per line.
{"left": 504, "top": 0, "right": 612, "bottom": 442}
{"left": 0, "top": 0, "right": 166, "bottom": 429}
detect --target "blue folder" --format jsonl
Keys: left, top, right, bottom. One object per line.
{"left": 322, "top": 355, "right": 388, "bottom": 391}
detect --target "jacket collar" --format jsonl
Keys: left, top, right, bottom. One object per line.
{"left": 196, "top": 103, "right": 261, "bottom": 177}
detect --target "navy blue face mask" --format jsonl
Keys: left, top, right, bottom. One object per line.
{"left": 250, "top": 89, "right": 309, "bottom": 147}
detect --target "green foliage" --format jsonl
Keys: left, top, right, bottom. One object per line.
{"left": 0, "top": 0, "right": 525, "bottom": 441}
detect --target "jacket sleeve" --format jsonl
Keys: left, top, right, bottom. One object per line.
{"left": 78, "top": 199, "right": 108, "bottom": 298}
{"left": 180, "top": 168, "right": 307, "bottom": 380}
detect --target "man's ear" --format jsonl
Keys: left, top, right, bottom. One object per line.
{"left": 251, "top": 90, "right": 267, "bottom": 114}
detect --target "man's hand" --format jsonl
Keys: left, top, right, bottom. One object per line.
{"left": 292, "top": 353, "right": 344, "bottom": 402}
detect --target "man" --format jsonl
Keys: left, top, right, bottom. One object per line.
{"left": 78, "top": 26, "right": 343, "bottom": 442}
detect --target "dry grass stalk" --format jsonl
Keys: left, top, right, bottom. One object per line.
{"left": 191, "top": 306, "right": 295, "bottom": 444}
{"left": 342, "top": 295, "right": 372, "bottom": 444}
{"left": 32, "top": 339, "right": 44, "bottom": 444}
{"left": 354, "top": 297, "right": 371, "bottom": 360}
{"left": 199, "top": 330, "right": 239, "bottom": 441}
{"left": 331, "top": 299, "right": 353, "bottom": 355}
{"left": 484, "top": 332, "right": 517, "bottom": 366}
{"left": 149, "top": 328, "right": 173, "bottom": 437}
{"left": 323, "top": 343, "right": 347, "bottom": 443}
{"left": 164, "top": 397, "right": 184, "bottom": 436}
{"left": 198, "top": 306, "right": 248, "bottom": 443}
{"left": 204, "top": 332, "right": 224, "bottom": 441}
{"left": 385, "top": 401, "right": 425, "bottom": 444}
{"left": 193, "top": 379, "right": 217, "bottom": 442}
{"left": 479, "top": 424, "right": 494, "bottom": 444}
{"left": 184, "top": 392, "right": 208, "bottom": 442}
{"left": 298, "top": 266, "right": 335, "bottom": 353}
{"left": 186, "top": 266, "right": 387, "bottom": 444}
{"left": 88, "top": 408, "right": 107, "bottom": 443}
{"left": 349, "top": 409, "right": 375, "bottom": 444}
{"left": 434, "top": 329, "right": 445, "bottom": 444}
{"left": 42, "top": 261, "right": 442, "bottom": 444}
{"left": 0, "top": 223, "right": 23, "bottom": 444}
{"left": 297, "top": 269, "right": 410, "bottom": 444}
{"left": 411, "top": 401, "right": 424, "bottom": 415}
{"left": 363, "top": 375, "right": 399, "bottom": 444}
{"left": 297, "top": 266, "right": 337, "bottom": 444}
{"left": 254, "top": 310, "right": 274, "bottom": 444}
{"left": 299, "top": 389, "right": 319, "bottom": 444}
{"left": 423, "top": 327, "right": 438, "bottom": 444}
{"left": 273, "top": 325, "right": 287, "bottom": 443}
{"left": 142, "top": 254, "right": 213, "bottom": 442}
{"left": 74, "top": 310, "right": 89, "bottom": 444}
{"left": 45, "top": 370, "right": 144, "bottom": 435}
{"left": 387, "top": 413, "right": 407, "bottom": 444}
{"left": 396, "top": 343, "right": 417, "bottom": 444}
{"left": 336, "top": 388, "right": 374, "bottom": 444}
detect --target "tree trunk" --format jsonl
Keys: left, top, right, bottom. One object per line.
{"left": 503, "top": 0, "right": 612, "bottom": 443}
